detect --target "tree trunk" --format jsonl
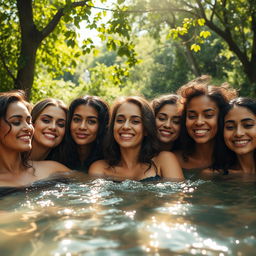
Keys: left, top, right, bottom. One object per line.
{"left": 15, "top": 40, "right": 39, "bottom": 98}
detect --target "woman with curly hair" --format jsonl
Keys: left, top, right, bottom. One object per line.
{"left": 59, "top": 95, "right": 109, "bottom": 171}
{"left": 0, "top": 91, "right": 70, "bottom": 187}
{"left": 89, "top": 96, "right": 184, "bottom": 181}
{"left": 175, "top": 75, "right": 237, "bottom": 175}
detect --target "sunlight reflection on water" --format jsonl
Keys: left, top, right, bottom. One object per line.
{"left": 0, "top": 178, "right": 255, "bottom": 255}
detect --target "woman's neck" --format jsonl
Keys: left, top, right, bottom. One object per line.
{"left": 119, "top": 146, "right": 141, "bottom": 169}
{"left": 0, "top": 148, "right": 24, "bottom": 174}
{"left": 191, "top": 140, "right": 214, "bottom": 167}
{"left": 237, "top": 152, "right": 256, "bottom": 174}
{"left": 77, "top": 144, "right": 92, "bottom": 163}
{"left": 159, "top": 141, "right": 172, "bottom": 151}
{"left": 30, "top": 140, "right": 50, "bottom": 161}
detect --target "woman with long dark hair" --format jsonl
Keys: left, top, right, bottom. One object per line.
{"left": 0, "top": 91, "right": 70, "bottom": 187}
{"left": 59, "top": 95, "right": 109, "bottom": 171}
{"left": 89, "top": 96, "right": 184, "bottom": 181}
{"left": 216, "top": 97, "right": 256, "bottom": 179}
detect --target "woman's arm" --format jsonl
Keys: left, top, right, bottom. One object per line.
{"left": 156, "top": 151, "right": 185, "bottom": 181}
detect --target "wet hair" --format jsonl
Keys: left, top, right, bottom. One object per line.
{"left": 215, "top": 97, "right": 256, "bottom": 172}
{"left": 59, "top": 95, "right": 109, "bottom": 171}
{"left": 104, "top": 96, "right": 160, "bottom": 167}
{"left": 177, "top": 75, "right": 237, "bottom": 166}
{"left": 0, "top": 90, "right": 32, "bottom": 168}
{"left": 31, "top": 98, "right": 68, "bottom": 161}
{"left": 151, "top": 94, "right": 182, "bottom": 151}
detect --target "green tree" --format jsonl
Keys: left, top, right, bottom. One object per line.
{"left": 128, "top": 0, "right": 256, "bottom": 95}
{"left": 0, "top": 0, "right": 136, "bottom": 97}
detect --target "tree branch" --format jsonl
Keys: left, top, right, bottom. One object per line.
{"left": 0, "top": 51, "right": 16, "bottom": 82}
{"left": 41, "top": 1, "right": 90, "bottom": 40}
{"left": 17, "top": 0, "right": 41, "bottom": 43}
{"left": 250, "top": 3, "right": 256, "bottom": 63}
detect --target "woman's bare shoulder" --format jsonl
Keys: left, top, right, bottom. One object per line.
{"left": 32, "top": 160, "right": 71, "bottom": 178}
{"left": 88, "top": 160, "right": 109, "bottom": 177}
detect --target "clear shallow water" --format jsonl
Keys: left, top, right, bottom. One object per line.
{"left": 0, "top": 177, "right": 255, "bottom": 256}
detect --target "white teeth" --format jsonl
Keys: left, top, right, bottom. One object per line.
{"left": 121, "top": 134, "right": 133, "bottom": 138}
{"left": 21, "top": 136, "right": 30, "bottom": 140}
{"left": 44, "top": 133, "right": 56, "bottom": 139}
{"left": 160, "top": 131, "right": 172, "bottom": 135}
{"left": 234, "top": 140, "right": 249, "bottom": 146}
{"left": 194, "top": 129, "right": 208, "bottom": 135}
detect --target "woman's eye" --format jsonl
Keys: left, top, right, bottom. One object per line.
{"left": 205, "top": 114, "right": 214, "bottom": 119}
{"left": 42, "top": 119, "right": 50, "bottom": 124}
{"left": 244, "top": 124, "right": 254, "bottom": 129}
{"left": 173, "top": 120, "right": 180, "bottom": 125}
{"left": 11, "top": 121, "right": 20, "bottom": 126}
{"left": 87, "top": 119, "right": 97, "bottom": 125}
{"left": 188, "top": 115, "right": 196, "bottom": 120}
{"left": 116, "top": 119, "right": 124, "bottom": 123}
{"left": 57, "top": 122, "right": 65, "bottom": 128}
{"left": 225, "top": 125, "right": 234, "bottom": 130}
{"left": 157, "top": 117, "right": 166, "bottom": 122}
{"left": 73, "top": 117, "right": 81, "bottom": 123}
{"left": 132, "top": 120, "right": 141, "bottom": 124}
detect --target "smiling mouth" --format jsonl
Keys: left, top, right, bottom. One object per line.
{"left": 76, "top": 134, "right": 89, "bottom": 139}
{"left": 44, "top": 133, "right": 57, "bottom": 140}
{"left": 120, "top": 133, "right": 134, "bottom": 139}
{"left": 194, "top": 129, "right": 209, "bottom": 136}
{"left": 18, "top": 135, "right": 32, "bottom": 142}
{"left": 233, "top": 140, "right": 250, "bottom": 147}
{"left": 159, "top": 130, "right": 174, "bottom": 136}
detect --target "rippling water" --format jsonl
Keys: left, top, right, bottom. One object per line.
{"left": 0, "top": 177, "right": 255, "bottom": 256}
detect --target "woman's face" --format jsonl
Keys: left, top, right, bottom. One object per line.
{"left": 186, "top": 95, "right": 219, "bottom": 144}
{"left": 155, "top": 104, "right": 181, "bottom": 145}
{"left": 33, "top": 105, "right": 66, "bottom": 149}
{"left": 70, "top": 104, "right": 99, "bottom": 146}
{"left": 0, "top": 101, "right": 34, "bottom": 152}
{"left": 114, "top": 102, "right": 144, "bottom": 149}
{"left": 224, "top": 106, "right": 256, "bottom": 156}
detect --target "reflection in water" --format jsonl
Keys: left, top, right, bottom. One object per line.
{"left": 0, "top": 179, "right": 255, "bottom": 255}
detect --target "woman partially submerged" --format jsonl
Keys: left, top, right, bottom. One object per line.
{"left": 89, "top": 96, "right": 184, "bottom": 182}
{"left": 0, "top": 91, "right": 71, "bottom": 188}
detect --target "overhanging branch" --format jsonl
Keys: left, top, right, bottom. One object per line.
{"left": 41, "top": 1, "right": 90, "bottom": 40}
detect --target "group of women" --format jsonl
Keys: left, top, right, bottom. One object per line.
{"left": 1, "top": 75, "right": 256, "bottom": 188}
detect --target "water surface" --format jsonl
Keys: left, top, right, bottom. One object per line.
{"left": 0, "top": 177, "right": 255, "bottom": 256}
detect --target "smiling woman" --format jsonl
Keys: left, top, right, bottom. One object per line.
{"left": 215, "top": 97, "right": 256, "bottom": 178}
{"left": 30, "top": 98, "right": 67, "bottom": 161}
{"left": 88, "top": 96, "right": 184, "bottom": 181}
{"left": 174, "top": 75, "right": 237, "bottom": 176}
{"left": 151, "top": 94, "right": 182, "bottom": 151}
{"left": 59, "top": 95, "right": 109, "bottom": 172}
{"left": 0, "top": 91, "right": 71, "bottom": 188}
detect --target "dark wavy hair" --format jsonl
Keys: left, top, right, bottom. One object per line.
{"left": 59, "top": 95, "right": 109, "bottom": 171}
{"left": 214, "top": 97, "right": 256, "bottom": 172}
{"left": 177, "top": 75, "right": 237, "bottom": 166}
{"left": 151, "top": 94, "right": 182, "bottom": 151}
{"left": 0, "top": 90, "right": 32, "bottom": 168}
{"left": 31, "top": 98, "right": 68, "bottom": 161}
{"left": 104, "top": 96, "right": 160, "bottom": 167}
